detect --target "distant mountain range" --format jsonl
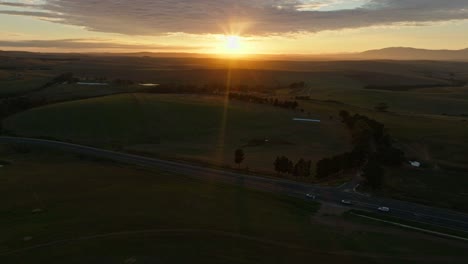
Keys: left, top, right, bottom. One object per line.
{"left": 1, "top": 47, "right": 468, "bottom": 61}
{"left": 355, "top": 47, "right": 468, "bottom": 61}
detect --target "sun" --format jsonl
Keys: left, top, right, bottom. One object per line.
{"left": 214, "top": 34, "right": 253, "bottom": 57}
{"left": 218, "top": 35, "right": 247, "bottom": 56}
{"left": 226, "top": 35, "right": 241, "bottom": 51}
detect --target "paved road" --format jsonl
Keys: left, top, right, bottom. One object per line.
{"left": 1, "top": 136, "right": 468, "bottom": 234}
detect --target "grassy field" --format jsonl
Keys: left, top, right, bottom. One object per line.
{"left": 381, "top": 167, "right": 468, "bottom": 211}
{"left": 26, "top": 83, "right": 154, "bottom": 102}
{"left": 295, "top": 88, "right": 468, "bottom": 210}
{"left": 344, "top": 210, "right": 468, "bottom": 240}
{"left": 1, "top": 146, "right": 467, "bottom": 263}
{"left": 0, "top": 75, "right": 51, "bottom": 97}
{"left": 296, "top": 85, "right": 468, "bottom": 116}
{"left": 297, "top": 98, "right": 468, "bottom": 165}
{"left": 3, "top": 89, "right": 468, "bottom": 209}
{"left": 2, "top": 53, "right": 468, "bottom": 212}
{"left": 2, "top": 53, "right": 468, "bottom": 88}
{"left": 2, "top": 93, "right": 350, "bottom": 174}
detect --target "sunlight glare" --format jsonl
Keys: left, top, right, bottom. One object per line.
{"left": 218, "top": 35, "right": 248, "bottom": 56}
{"left": 226, "top": 35, "right": 241, "bottom": 51}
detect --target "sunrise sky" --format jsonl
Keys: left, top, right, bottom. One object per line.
{"left": 1, "top": 0, "right": 467, "bottom": 54}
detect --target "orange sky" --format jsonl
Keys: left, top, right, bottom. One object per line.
{"left": 1, "top": 1, "right": 467, "bottom": 55}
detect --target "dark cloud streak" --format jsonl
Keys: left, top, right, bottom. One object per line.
{"left": 0, "top": 1, "right": 38, "bottom": 8}
{"left": 0, "top": 39, "right": 202, "bottom": 50}
{"left": 0, "top": 10, "right": 60, "bottom": 18}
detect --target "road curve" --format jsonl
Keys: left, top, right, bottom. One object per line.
{"left": 1, "top": 136, "right": 468, "bottom": 234}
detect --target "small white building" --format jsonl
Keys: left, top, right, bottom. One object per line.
{"left": 409, "top": 161, "right": 421, "bottom": 168}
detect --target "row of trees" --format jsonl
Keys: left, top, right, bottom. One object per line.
{"left": 289, "top": 81, "right": 306, "bottom": 89}
{"left": 234, "top": 151, "right": 312, "bottom": 178}
{"left": 339, "top": 110, "right": 405, "bottom": 166}
{"left": 145, "top": 83, "right": 270, "bottom": 95}
{"left": 57, "top": 73, "right": 137, "bottom": 86}
{"left": 273, "top": 99, "right": 299, "bottom": 110}
{"left": 315, "top": 110, "right": 405, "bottom": 189}
{"left": 316, "top": 150, "right": 366, "bottom": 179}
{"left": 228, "top": 93, "right": 269, "bottom": 104}
{"left": 274, "top": 156, "right": 312, "bottom": 177}
{"left": 228, "top": 93, "right": 299, "bottom": 111}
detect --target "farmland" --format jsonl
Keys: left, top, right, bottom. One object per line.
{"left": 2, "top": 53, "right": 468, "bottom": 208}
{"left": 1, "top": 147, "right": 467, "bottom": 263}
{"left": 3, "top": 1, "right": 468, "bottom": 262}
{"left": 2, "top": 93, "right": 350, "bottom": 173}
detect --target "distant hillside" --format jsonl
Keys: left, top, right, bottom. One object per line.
{"left": 2, "top": 47, "right": 468, "bottom": 61}
{"left": 357, "top": 47, "right": 468, "bottom": 61}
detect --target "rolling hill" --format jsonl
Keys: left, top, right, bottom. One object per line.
{"left": 357, "top": 47, "right": 468, "bottom": 61}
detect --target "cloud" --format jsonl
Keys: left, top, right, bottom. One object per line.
{"left": 0, "top": 2, "right": 35, "bottom": 7}
{"left": 1, "top": 0, "right": 467, "bottom": 35}
{"left": 0, "top": 9, "right": 58, "bottom": 18}
{"left": 0, "top": 38, "right": 203, "bottom": 50}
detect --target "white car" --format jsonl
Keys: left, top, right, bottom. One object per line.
{"left": 341, "top": 199, "right": 352, "bottom": 205}
{"left": 305, "top": 193, "right": 316, "bottom": 199}
{"left": 378, "top": 206, "right": 390, "bottom": 212}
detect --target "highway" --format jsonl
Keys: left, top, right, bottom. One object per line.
{"left": 1, "top": 136, "right": 468, "bottom": 234}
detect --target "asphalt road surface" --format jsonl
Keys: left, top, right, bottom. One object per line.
{"left": 1, "top": 136, "right": 468, "bottom": 233}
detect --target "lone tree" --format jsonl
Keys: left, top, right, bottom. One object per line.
{"left": 235, "top": 149, "right": 245, "bottom": 168}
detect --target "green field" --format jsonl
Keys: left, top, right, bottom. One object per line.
{"left": 1, "top": 147, "right": 467, "bottom": 263}
{"left": 0, "top": 75, "right": 50, "bottom": 97}
{"left": 293, "top": 87, "right": 468, "bottom": 209}
{"left": 2, "top": 54, "right": 468, "bottom": 213}
{"left": 296, "top": 85, "right": 468, "bottom": 116}
{"left": 3, "top": 88, "right": 468, "bottom": 209}
{"left": 295, "top": 97, "right": 468, "bottom": 166}
{"left": 2, "top": 93, "right": 350, "bottom": 174}
{"left": 380, "top": 167, "right": 468, "bottom": 211}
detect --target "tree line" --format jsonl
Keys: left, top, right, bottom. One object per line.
{"left": 315, "top": 110, "right": 405, "bottom": 189}
{"left": 229, "top": 93, "right": 299, "bottom": 111}
{"left": 316, "top": 150, "right": 366, "bottom": 179}
{"left": 274, "top": 156, "right": 312, "bottom": 177}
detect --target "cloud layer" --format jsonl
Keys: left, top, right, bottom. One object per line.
{"left": 1, "top": 0, "right": 468, "bottom": 35}
{"left": 0, "top": 39, "right": 201, "bottom": 50}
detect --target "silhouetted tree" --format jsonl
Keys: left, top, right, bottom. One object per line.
{"left": 287, "top": 160, "right": 294, "bottom": 175}
{"left": 274, "top": 157, "right": 281, "bottom": 174}
{"left": 376, "top": 147, "right": 405, "bottom": 166}
{"left": 339, "top": 110, "right": 350, "bottom": 122}
{"left": 274, "top": 156, "right": 295, "bottom": 175}
{"left": 235, "top": 149, "right": 245, "bottom": 168}
{"left": 362, "top": 158, "right": 384, "bottom": 190}
{"left": 293, "top": 158, "right": 312, "bottom": 177}
{"left": 316, "top": 158, "right": 332, "bottom": 179}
